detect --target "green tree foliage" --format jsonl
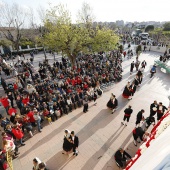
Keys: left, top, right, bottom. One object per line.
{"left": 145, "top": 25, "right": 154, "bottom": 32}
{"left": 20, "top": 38, "right": 35, "bottom": 48}
{"left": 163, "top": 22, "right": 170, "bottom": 31}
{"left": 91, "top": 27, "right": 119, "bottom": 52}
{"left": 0, "top": 40, "right": 12, "bottom": 47}
{"left": 43, "top": 4, "right": 119, "bottom": 66}
{"left": 43, "top": 4, "right": 91, "bottom": 64}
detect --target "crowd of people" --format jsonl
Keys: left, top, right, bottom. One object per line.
{"left": 0, "top": 49, "right": 124, "bottom": 169}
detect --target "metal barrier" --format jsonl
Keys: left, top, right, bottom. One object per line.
{"left": 100, "top": 81, "right": 115, "bottom": 92}
{"left": 154, "top": 60, "right": 170, "bottom": 73}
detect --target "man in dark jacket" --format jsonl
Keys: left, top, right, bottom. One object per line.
{"left": 141, "top": 60, "right": 147, "bottom": 69}
{"left": 130, "top": 61, "right": 135, "bottom": 74}
{"left": 136, "top": 109, "right": 145, "bottom": 127}
{"left": 121, "top": 105, "right": 133, "bottom": 126}
{"left": 132, "top": 127, "right": 149, "bottom": 146}
{"left": 20, "top": 104, "right": 28, "bottom": 115}
{"left": 157, "top": 102, "right": 168, "bottom": 120}
{"left": 114, "top": 148, "right": 131, "bottom": 168}
{"left": 150, "top": 100, "right": 157, "bottom": 117}
{"left": 69, "top": 131, "right": 79, "bottom": 156}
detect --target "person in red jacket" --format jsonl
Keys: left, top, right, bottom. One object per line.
{"left": 27, "top": 110, "right": 36, "bottom": 127}
{"left": 0, "top": 96, "right": 10, "bottom": 114}
{"left": 22, "top": 114, "right": 34, "bottom": 137}
{"left": 67, "top": 87, "right": 72, "bottom": 94}
{"left": 22, "top": 96, "right": 30, "bottom": 106}
{"left": 12, "top": 125, "right": 25, "bottom": 146}
{"left": 83, "top": 82, "right": 88, "bottom": 90}
{"left": 8, "top": 106, "right": 17, "bottom": 123}
{"left": 71, "top": 78, "right": 76, "bottom": 86}
{"left": 66, "top": 77, "right": 71, "bottom": 84}
{"left": 77, "top": 76, "right": 82, "bottom": 85}
{"left": 8, "top": 107, "right": 17, "bottom": 116}
{"left": 13, "top": 83, "right": 18, "bottom": 91}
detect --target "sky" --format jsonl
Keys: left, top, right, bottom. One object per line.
{"left": 1, "top": 0, "right": 170, "bottom": 23}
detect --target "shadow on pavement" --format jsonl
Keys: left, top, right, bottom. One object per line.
{"left": 81, "top": 125, "right": 125, "bottom": 170}
{"left": 19, "top": 110, "right": 84, "bottom": 158}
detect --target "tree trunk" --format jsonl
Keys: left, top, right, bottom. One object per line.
{"left": 68, "top": 54, "right": 75, "bottom": 68}
{"left": 15, "top": 41, "right": 19, "bottom": 53}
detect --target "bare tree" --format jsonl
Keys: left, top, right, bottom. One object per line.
{"left": 28, "top": 7, "right": 38, "bottom": 29}
{"left": 37, "top": 5, "right": 47, "bottom": 24}
{"left": 77, "top": 2, "right": 95, "bottom": 26}
{"left": 0, "top": 2, "right": 29, "bottom": 52}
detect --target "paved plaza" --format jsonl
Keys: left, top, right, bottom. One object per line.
{"left": 2, "top": 51, "right": 170, "bottom": 170}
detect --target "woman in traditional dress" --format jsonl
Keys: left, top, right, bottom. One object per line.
{"left": 122, "top": 82, "right": 132, "bottom": 100}
{"left": 107, "top": 93, "right": 118, "bottom": 113}
{"left": 62, "top": 129, "right": 72, "bottom": 154}
{"left": 107, "top": 93, "right": 114, "bottom": 109}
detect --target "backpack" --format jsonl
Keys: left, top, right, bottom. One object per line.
{"left": 151, "top": 67, "right": 156, "bottom": 72}
{"left": 8, "top": 84, "right": 14, "bottom": 90}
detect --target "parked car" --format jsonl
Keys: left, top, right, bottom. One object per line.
{"left": 139, "top": 33, "right": 149, "bottom": 40}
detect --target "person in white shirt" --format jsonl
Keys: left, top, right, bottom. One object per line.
{"left": 67, "top": 96, "right": 72, "bottom": 112}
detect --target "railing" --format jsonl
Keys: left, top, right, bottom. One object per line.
{"left": 154, "top": 60, "right": 170, "bottom": 73}
{"left": 100, "top": 81, "right": 116, "bottom": 91}
{"left": 7, "top": 150, "right": 13, "bottom": 170}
